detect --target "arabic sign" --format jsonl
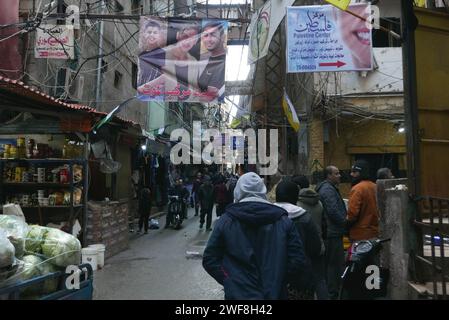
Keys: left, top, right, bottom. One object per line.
{"left": 34, "top": 25, "right": 74, "bottom": 59}
{"left": 137, "top": 17, "right": 228, "bottom": 103}
{"left": 325, "top": 0, "right": 351, "bottom": 11}
{"left": 248, "top": 0, "right": 295, "bottom": 64}
{"left": 286, "top": 4, "right": 373, "bottom": 73}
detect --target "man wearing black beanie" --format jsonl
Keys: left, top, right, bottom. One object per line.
{"left": 346, "top": 160, "right": 379, "bottom": 241}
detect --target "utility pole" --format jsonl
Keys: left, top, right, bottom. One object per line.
{"left": 95, "top": 0, "right": 106, "bottom": 110}
{"left": 401, "top": 0, "right": 420, "bottom": 197}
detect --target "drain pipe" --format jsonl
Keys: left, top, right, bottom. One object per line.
{"left": 95, "top": 0, "right": 105, "bottom": 110}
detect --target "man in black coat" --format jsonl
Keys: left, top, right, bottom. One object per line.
{"left": 316, "top": 166, "right": 347, "bottom": 300}
{"left": 203, "top": 172, "right": 307, "bottom": 300}
{"left": 197, "top": 175, "right": 215, "bottom": 231}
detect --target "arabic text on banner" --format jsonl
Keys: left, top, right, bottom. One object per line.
{"left": 286, "top": 4, "right": 373, "bottom": 73}
{"left": 137, "top": 17, "right": 228, "bottom": 103}
{"left": 34, "top": 25, "right": 75, "bottom": 59}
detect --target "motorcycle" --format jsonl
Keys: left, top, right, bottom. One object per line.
{"left": 339, "top": 238, "right": 391, "bottom": 300}
{"left": 167, "top": 195, "right": 184, "bottom": 229}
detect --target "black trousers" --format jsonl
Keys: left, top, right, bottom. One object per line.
{"left": 200, "top": 206, "right": 213, "bottom": 229}
{"left": 216, "top": 203, "right": 226, "bottom": 217}
{"left": 138, "top": 210, "right": 150, "bottom": 232}
{"left": 325, "top": 237, "right": 345, "bottom": 300}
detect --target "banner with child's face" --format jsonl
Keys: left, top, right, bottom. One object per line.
{"left": 137, "top": 17, "right": 228, "bottom": 103}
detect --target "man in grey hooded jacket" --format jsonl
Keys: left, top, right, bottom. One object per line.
{"left": 202, "top": 172, "right": 307, "bottom": 300}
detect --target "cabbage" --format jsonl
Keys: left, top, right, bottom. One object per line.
{"left": 41, "top": 228, "right": 81, "bottom": 267}
{"left": 20, "top": 255, "right": 59, "bottom": 296}
{"left": 25, "top": 225, "right": 49, "bottom": 254}
{"left": 0, "top": 215, "right": 28, "bottom": 258}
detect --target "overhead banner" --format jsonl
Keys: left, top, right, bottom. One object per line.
{"left": 286, "top": 4, "right": 373, "bottom": 73}
{"left": 137, "top": 17, "right": 228, "bottom": 103}
{"left": 34, "top": 25, "right": 74, "bottom": 59}
{"left": 248, "top": 0, "right": 295, "bottom": 64}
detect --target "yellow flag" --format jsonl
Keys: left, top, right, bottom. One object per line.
{"left": 325, "top": 0, "right": 351, "bottom": 11}
{"left": 415, "top": 0, "right": 426, "bottom": 7}
{"left": 282, "top": 91, "right": 300, "bottom": 132}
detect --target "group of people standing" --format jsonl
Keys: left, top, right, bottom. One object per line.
{"left": 203, "top": 160, "right": 392, "bottom": 300}
{"left": 192, "top": 172, "right": 238, "bottom": 231}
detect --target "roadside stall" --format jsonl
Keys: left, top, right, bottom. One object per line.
{"left": 0, "top": 76, "right": 141, "bottom": 299}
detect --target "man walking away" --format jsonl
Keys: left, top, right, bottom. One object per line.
{"left": 274, "top": 181, "right": 322, "bottom": 300}
{"left": 297, "top": 181, "right": 329, "bottom": 300}
{"left": 198, "top": 175, "right": 215, "bottom": 231}
{"left": 138, "top": 188, "right": 152, "bottom": 234}
{"left": 192, "top": 172, "right": 203, "bottom": 216}
{"left": 347, "top": 160, "right": 379, "bottom": 241}
{"left": 214, "top": 177, "right": 229, "bottom": 217}
{"left": 203, "top": 172, "right": 307, "bottom": 300}
{"left": 316, "top": 166, "right": 347, "bottom": 300}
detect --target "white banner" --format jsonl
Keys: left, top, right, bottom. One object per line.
{"left": 248, "top": 0, "right": 295, "bottom": 64}
{"left": 35, "top": 25, "right": 74, "bottom": 59}
{"left": 286, "top": 4, "right": 373, "bottom": 73}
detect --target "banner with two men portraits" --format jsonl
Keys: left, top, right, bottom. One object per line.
{"left": 137, "top": 17, "right": 228, "bottom": 103}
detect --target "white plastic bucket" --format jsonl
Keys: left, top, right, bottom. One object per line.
{"left": 88, "top": 244, "right": 106, "bottom": 269}
{"left": 81, "top": 247, "right": 98, "bottom": 271}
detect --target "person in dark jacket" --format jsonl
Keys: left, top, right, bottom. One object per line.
{"left": 297, "top": 186, "right": 329, "bottom": 300}
{"left": 274, "top": 181, "right": 322, "bottom": 299}
{"left": 192, "top": 172, "right": 203, "bottom": 216}
{"left": 202, "top": 172, "right": 307, "bottom": 300}
{"left": 138, "top": 188, "right": 152, "bottom": 234}
{"left": 214, "top": 177, "right": 229, "bottom": 217}
{"left": 316, "top": 165, "right": 347, "bottom": 300}
{"left": 198, "top": 175, "right": 215, "bottom": 231}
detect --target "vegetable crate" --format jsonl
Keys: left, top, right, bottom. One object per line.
{"left": 0, "top": 263, "right": 93, "bottom": 300}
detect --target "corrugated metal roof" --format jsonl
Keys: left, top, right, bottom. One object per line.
{"left": 0, "top": 76, "right": 139, "bottom": 126}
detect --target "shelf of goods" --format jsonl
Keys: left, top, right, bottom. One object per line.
{"left": 0, "top": 158, "right": 87, "bottom": 236}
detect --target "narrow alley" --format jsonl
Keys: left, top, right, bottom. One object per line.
{"left": 93, "top": 208, "right": 223, "bottom": 300}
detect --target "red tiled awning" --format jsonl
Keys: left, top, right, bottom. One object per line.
{"left": 0, "top": 75, "right": 139, "bottom": 127}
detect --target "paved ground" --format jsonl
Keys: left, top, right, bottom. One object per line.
{"left": 93, "top": 207, "right": 224, "bottom": 300}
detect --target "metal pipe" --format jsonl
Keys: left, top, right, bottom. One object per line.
{"left": 95, "top": 0, "right": 105, "bottom": 110}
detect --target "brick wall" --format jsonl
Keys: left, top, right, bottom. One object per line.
{"left": 86, "top": 200, "right": 129, "bottom": 259}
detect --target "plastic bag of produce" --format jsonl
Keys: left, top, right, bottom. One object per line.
{"left": 0, "top": 215, "right": 28, "bottom": 258}
{"left": 0, "top": 230, "right": 15, "bottom": 269}
{"left": 25, "top": 225, "right": 49, "bottom": 254}
{"left": 20, "top": 255, "right": 59, "bottom": 296}
{"left": 41, "top": 228, "right": 81, "bottom": 267}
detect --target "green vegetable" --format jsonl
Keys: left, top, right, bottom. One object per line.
{"left": 25, "top": 225, "right": 49, "bottom": 254}
{"left": 41, "top": 228, "right": 81, "bottom": 267}
{"left": 20, "top": 255, "right": 59, "bottom": 296}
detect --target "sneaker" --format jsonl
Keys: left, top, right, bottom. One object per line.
{"left": 199, "top": 224, "right": 203, "bottom": 229}
{"left": 137, "top": 229, "right": 142, "bottom": 234}
{"left": 206, "top": 228, "right": 212, "bottom": 232}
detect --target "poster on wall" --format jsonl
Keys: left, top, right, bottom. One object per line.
{"left": 286, "top": 4, "right": 373, "bottom": 73}
{"left": 137, "top": 17, "right": 228, "bottom": 103}
{"left": 248, "top": 0, "right": 296, "bottom": 64}
{"left": 34, "top": 25, "right": 74, "bottom": 59}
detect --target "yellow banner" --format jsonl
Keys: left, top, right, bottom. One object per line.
{"left": 282, "top": 91, "right": 300, "bottom": 132}
{"left": 325, "top": 0, "right": 351, "bottom": 11}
